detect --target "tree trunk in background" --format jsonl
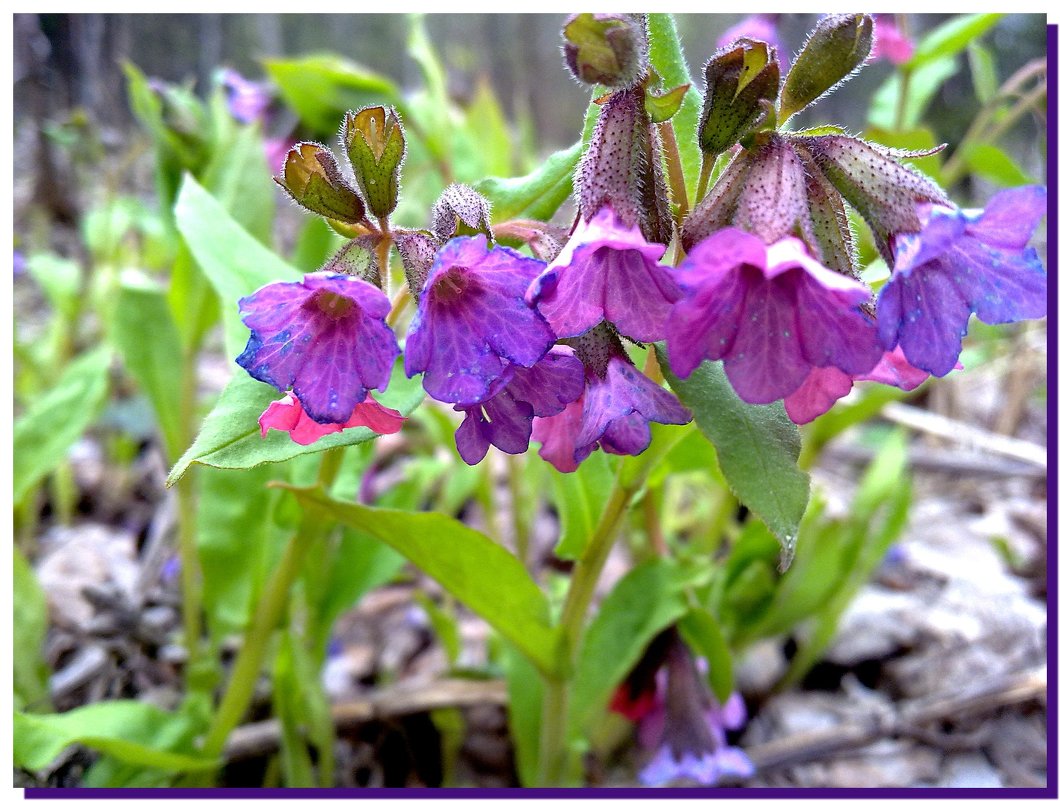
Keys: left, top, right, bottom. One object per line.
{"left": 197, "top": 14, "right": 223, "bottom": 95}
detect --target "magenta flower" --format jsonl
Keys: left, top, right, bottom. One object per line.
{"left": 527, "top": 206, "right": 682, "bottom": 343}
{"left": 717, "top": 14, "right": 788, "bottom": 70}
{"left": 532, "top": 330, "right": 691, "bottom": 473}
{"left": 236, "top": 272, "right": 399, "bottom": 425}
{"left": 870, "top": 14, "right": 914, "bottom": 65}
{"left": 636, "top": 635, "right": 754, "bottom": 788}
{"left": 454, "top": 346, "right": 585, "bottom": 465}
{"left": 783, "top": 346, "right": 930, "bottom": 424}
{"left": 259, "top": 392, "right": 404, "bottom": 445}
{"left": 876, "top": 185, "right": 1047, "bottom": 377}
{"left": 666, "top": 229, "right": 882, "bottom": 404}
{"left": 405, "top": 235, "right": 555, "bottom": 405}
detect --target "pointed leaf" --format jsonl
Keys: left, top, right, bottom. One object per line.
{"left": 475, "top": 142, "right": 582, "bottom": 223}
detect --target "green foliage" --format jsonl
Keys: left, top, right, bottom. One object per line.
{"left": 905, "top": 13, "right": 1004, "bottom": 70}
{"left": 14, "top": 702, "right": 217, "bottom": 775}
{"left": 13, "top": 549, "right": 51, "bottom": 712}
{"left": 476, "top": 142, "right": 582, "bottom": 223}
{"left": 550, "top": 450, "right": 614, "bottom": 561}
{"left": 167, "top": 362, "right": 423, "bottom": 484}
{"left": 659, "top": 349, "right": 810, "bottom": 567}
{"left": 287, "top": 488, "right": 559, "bottom": 677}
{"left": 677, "top": 607, "right": 734, "bottom": 702}
{"left": 13, "top": 346, "right": 112, "bottom": 505}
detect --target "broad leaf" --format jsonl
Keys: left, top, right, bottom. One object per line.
{"left": 659, "top": 348, "right": 809, "bottom": 568}
{"left": 569, "top": 558, "right": 693, "bottom": 731}
{"left": 174, "top": 175, "right": 301, "bottom": 360}
{"left": 550, "top": 449, "right": 613, "bottom": 561}
{"left": 964, "top": 143, "right": 1033, "bottom": 187}
{"left": 14, "top": 702, "right": 217, "bottom": 774}
{"left": 905, "top": 13, "right": 1003, "bottom": 70}
{"left": 14, "top": 548, "right": 50, "bottom": 712}
{"left": 286, "top": 487, "right": 559, "bottom": 676}
{"left": 678, "top": 607, "right": 734, "bottom": 702}
{"left": 475, "top": 142, "right": 582, "bottom": 223}
{"left": 14, "top": 347, "right": 111, "bottom": 505}
{"left": 111, "top": 280, "right": 185, "bottom": 461}
{"left": 167, "top": 361, "right": 423, "bottom": 485}
{"left": 265, "top": 55, "right": 399, "bottom": 135}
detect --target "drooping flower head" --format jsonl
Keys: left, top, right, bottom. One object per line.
{"left": 454, "top": 346, "right": 585, "bottom": 466}
{"left": 632, "top": 631, "right": 755, "bottom": 788}
{"left": 533, "top": 326, "right": 691, "bottom": 473}
{"left": 667, "top": 229, "right": 882, "bottom": 405}
{"left": 259, "top": 392, "right": 404, "bottom": 445}
{"left": 236, "top": 271, "right": 399, "bottom": 424}
{"left": 405, "top": 235, "right": 556, "bottom": 405}
{"left": 876, "top": 185, "right": 1047, "bottom": 377}
{"left": 528, "top": 206, "right": 682, "bottom": 343}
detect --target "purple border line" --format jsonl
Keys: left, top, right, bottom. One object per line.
{"left": 1044, "top": 18, "right": 1058, "bottom": 801}
{"left": 21, "top": 18, "right": 1060, "bottom": 801}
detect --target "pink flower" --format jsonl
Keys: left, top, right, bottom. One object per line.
{"left": 870, "top": 15, "right": 914, "bottom": 65}
{"left": 259, "top": 392, "right": 404, "bottom": 445}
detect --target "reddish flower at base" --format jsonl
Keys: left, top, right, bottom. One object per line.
{"left": 259, "top": 392, "right": 404, "bottom": 445}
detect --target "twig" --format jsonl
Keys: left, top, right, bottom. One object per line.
{"left": 747, "top": 666, "right": 1045, "bottom": 773}
{"left": 880, "top": 403, "right": 1047, "bottom": 469}
{"left": 223, "top": 679, "right": 507, "bottom": 763}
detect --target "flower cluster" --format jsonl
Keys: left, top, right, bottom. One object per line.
{"left": 232, "top": 13, "right": 1046, "bottom": 465}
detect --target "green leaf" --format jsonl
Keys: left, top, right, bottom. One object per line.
{"left": 286, "top": 488, "right": 559, "bottom": 677}
{"left": 167, "top": 360, "right": 423, "bottom": 485}
{"left": 869, "top": 57, "right": 959, "bottom": 130}
{"left": 14, "top": 702, "right": 217, "bottom": 773}
{"left": 678, "top": 607, "right": 734, "bottom": 702}
{"left": 415, "top": 590, "right": 462, "bottom": 666}
{"left": 550, "top": 450, "right": 613, "bottom": 561}
{"left": 463, "top": 78, "right": 514, "bottom": 178}
{"left": 14, "top": 347, "right": 111, "bottom": 505}
{"left": 659, "top": 348, "right": 809, "bottom": 568}
{"left": 174, "top": 174, "right": 301, "bottom": 359}
{"left": 26, "top": 253, "right": 81, "bottom": 319}
{"left": 111, "top": 280, "right": 184, "bottom": 461}
{"left": 968, "top": 41, "right": 998, "bottom": 106}
{"left": 645, "top": 84, "right": 690, "bottom": 123}
{"left": 200, "top": 121, "right": 276, "bottom": 245}
{"left": 264, "top": 55, "right": 399, "bottom": 135}
{"left": 570, "top": 558, "right": 692, "bottom": 731}
{"left": 475, "top": 142, "right": 583, "bottom": 223}
{"left": 964, "top": 143, "right": 1033, "bottom": 187}
{"left": 502, "top": 643, "right": 544, "bottom": 787}
{"left": 168, "top": 243, "right": 220, "bottom": 353}
{"left": 905, "top": 13, "right": 1004, "bottom": 70}
{"left": 14, "top": 548, "right": 50, "bottom": 712}
{"left": 273, "top": 632, "right": 333, "bottom": 787}
{"left": 646, "top": 13, "right": 703, "bottom": 198}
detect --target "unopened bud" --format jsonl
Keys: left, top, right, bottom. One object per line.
{"left": 394, "top": 230, "right": 439, "bottom": 299}
{"left": 342, "top": 106, "right": 405, "bottom": 221}
{"left": 563, "top": 13, "right": 647, "bottom": 89}
{"left": 796, "top": 134, "right": 949, "bottom": 263}
{"left": 698, "top": 38, "right": 780, "bottom": 157}
{"left": 275, "top": 143, "right": 366, "bottom": 224}
{"left": 323, "top": 235, "right": 382, "bottom": 286}
{"left": 431, "top": 184, "right": 493, "bottom": 241}
{"left": 780, "top": 14, "right": 874, "bottom": 124}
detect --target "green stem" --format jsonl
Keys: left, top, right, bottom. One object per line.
{"left": 177, "top": 349, "right": 203, "bottom": 668}
{"left": 200, "top": 448, "right": 345, "bottom": 760}
{"left": 535, "top": 475, "right": 643, "bottom": 787}
{"left": 894, "top": 67, "right": 912, "bottom": 131}
{"left": 509, "top": 455, "right": 532, "bottom": 565}
{"left": 694, "top": 153, "right": 718, "bottom": 207}
{"left": 658, "top": 121, "right": 689, "bottom": 228}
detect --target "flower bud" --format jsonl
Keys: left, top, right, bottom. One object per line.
{"left": 577, "top": 87, "right": 649, "bottom": 232}
{"left": 275, "top": 143, "right": 366, "bottom": 224}
{"left": 342, "top": 106, "right": 405, "bottom": 221}
{"left": 682, "top": 133, "right": 807, "bottom": 251}
{"left": 563, "top": 13, "right": 647, "bottom": 89}
{"left": 698, "top": 38, "right": 780, "bottom": 157}
{"left": 780, "top": 14, "right": 874, "bottom": 124}
{"left": 431, "top": 184, "right": 493, "bottom": 242}
{"left": 394, "top": 230, "right": 439, "bottom": 298}
{"left": 796, "top": 134, "right": 949, "bottom": 263}
{"left": 323, "top": 235, "right": 382, "bottom": 286}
